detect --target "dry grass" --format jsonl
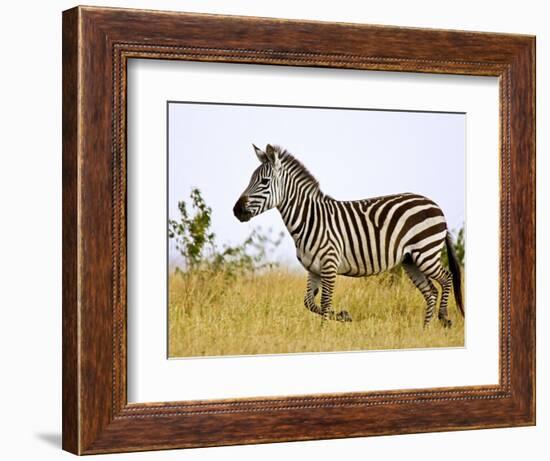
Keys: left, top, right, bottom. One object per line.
{"left": 168, "top": 269, "right": 464, "bottom": 358}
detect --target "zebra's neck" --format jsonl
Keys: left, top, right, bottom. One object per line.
{"left": 276, "top": 155, "right": 327, "bottom": 237}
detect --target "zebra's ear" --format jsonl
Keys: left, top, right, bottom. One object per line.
{"left": 265, "top": 144, "right": 281, "bottom": 170}
{"left": 253, "top": 144, "right": 268, "bottom": 163}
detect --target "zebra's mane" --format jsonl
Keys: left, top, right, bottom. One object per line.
{"left": 275, "top": 146, "right": 321, "bottom": 191}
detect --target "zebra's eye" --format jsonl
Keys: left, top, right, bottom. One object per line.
{"left": 260, "top": 178, "right": 270, "bottom": 186}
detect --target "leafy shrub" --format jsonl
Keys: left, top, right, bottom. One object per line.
{"left": 169, "top": 188, "right": 283, "bottom": 275}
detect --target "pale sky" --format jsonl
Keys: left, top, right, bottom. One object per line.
{"left": 168, "top": 102, "right": 465, "bottom": 268}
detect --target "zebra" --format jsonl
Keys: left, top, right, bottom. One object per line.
{"left": 233, "top": 144, "right": 464, "bottom": 327}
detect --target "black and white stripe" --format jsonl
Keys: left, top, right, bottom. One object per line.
{"left": 233, "top": 144, "right": 464, "bottom": 327}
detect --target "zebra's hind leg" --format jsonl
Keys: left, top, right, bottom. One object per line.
{"left": 402, "top": 258, "right": 439, "bottom": 327}
{"left": 429, "top": 265, "right": 453, "bottom": 328}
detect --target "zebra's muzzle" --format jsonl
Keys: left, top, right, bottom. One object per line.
{"left": 233, "top": 196, "right": 252, "bottom": 222}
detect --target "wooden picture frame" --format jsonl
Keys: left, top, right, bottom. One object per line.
{"left": 62, "top": 5, "right": 535, "bottom": 455}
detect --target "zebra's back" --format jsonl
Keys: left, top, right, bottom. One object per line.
{"left": 334, "top": 193, "right": 447, "bottom": 276}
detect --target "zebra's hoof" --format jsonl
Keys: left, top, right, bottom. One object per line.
{"left": 336, "top": 310, "right": 352, "bottom": 322}
{"left": 440, "top": 318, "right": 452, "bottom": 328}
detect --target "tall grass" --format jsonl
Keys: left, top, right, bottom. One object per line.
{"left": 168, "top": 269, "right": 464, "bottom": 358}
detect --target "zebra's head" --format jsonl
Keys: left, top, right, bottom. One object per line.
{"left": 233, "top": 144, "right": 283, "bottom": 222}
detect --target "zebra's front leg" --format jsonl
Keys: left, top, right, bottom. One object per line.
{"left": 319, "top": 267, "right": 352, "bottom": 322}
{"left": 304, "top": 271, "right": 322, "bottom": 315}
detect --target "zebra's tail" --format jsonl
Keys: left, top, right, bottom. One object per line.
{"left": 446, "top": 231, "right": 464, "bottom": 317}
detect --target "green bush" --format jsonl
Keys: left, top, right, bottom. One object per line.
{"left": 169, "top": 188, "right": 283, "bottom": 274}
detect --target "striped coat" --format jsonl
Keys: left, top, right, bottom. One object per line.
{"left": 234, "top": 144, "right": 463, "bottom": 327}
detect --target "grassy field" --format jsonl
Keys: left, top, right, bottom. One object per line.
{"left": 168, "top": 268, "right": 464, "bottom": 358}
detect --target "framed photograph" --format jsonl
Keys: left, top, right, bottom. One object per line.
{"left": 62, "top": 6, "right": 535, "bottom": 455}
